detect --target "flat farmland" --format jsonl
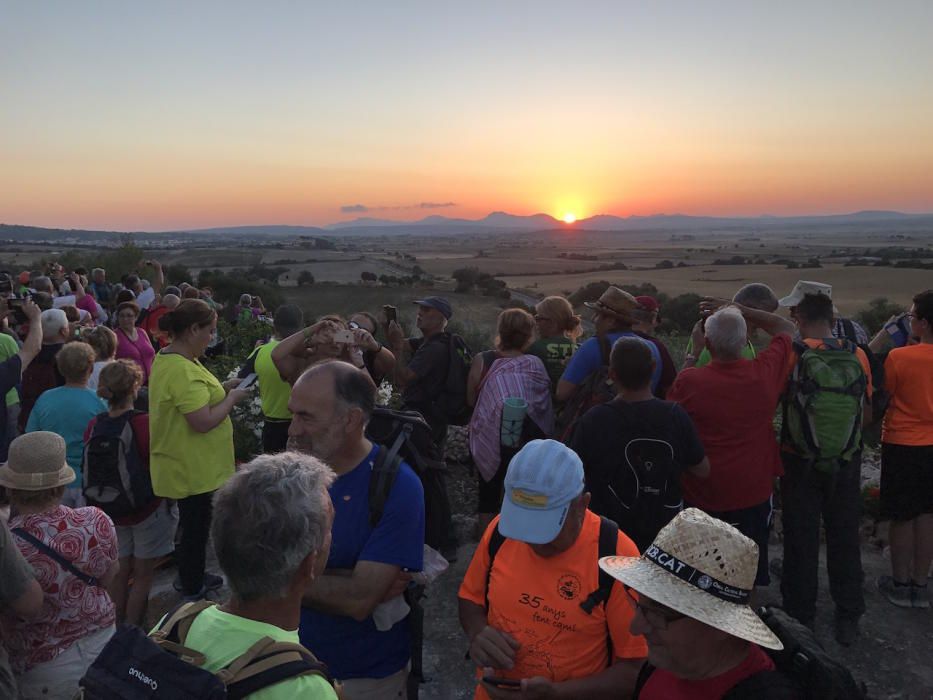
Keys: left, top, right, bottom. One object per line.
{"left": 502, "top": 263, "right": 931, "bottom": 315}
{"left": 275, "top": 257, "right": 404, "bottom": 284}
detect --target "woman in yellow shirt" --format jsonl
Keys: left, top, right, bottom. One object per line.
{"left": 150, "top": 299, "right": 249, "bottom": 599}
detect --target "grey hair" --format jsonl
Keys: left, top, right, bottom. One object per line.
{"left": 40, "top": 308, "right": 68, "bottom": 338}
{"left": 33, "top": 276, "right": 53, "bottom": 293}
{"left": 211, "top": 451, "right": 335, "bottom": 602}
{"left": 92, "top": 268, "right": 105, "bottom": 276}
{"left": 240, "top": 293, "right": 253, "bottom": 305}
{"left": 733, "top": 283, "right": 778, "bottom": 312}
{"left": 704, "top": 306, "right": 747, "bottom": 359}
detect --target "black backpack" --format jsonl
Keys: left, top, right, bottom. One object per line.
{"left": 436, "top": 333, "right": 473, "bottom": 426}
{"left": 838, "top": 318, "right": 889, "bottom": 423}
{"left": 554, "top": 335, "right": 615, "bottom": 442}
{"left": 77, "top": 601, "right": 336, "bottom": 699}
{"left": 484, "top": 516, "right": 619, "bottom": 616}
{"left": 595, "top": 401, "right": 683, "bottom": 552}
{"left": 726, "top": 607, "right": 866, "bottom": 700}
{"left": 366, "top": 407, "right": 451, "bottom": 552}
{"left": 82, "top": 411, "right": 155, "bottom": 518}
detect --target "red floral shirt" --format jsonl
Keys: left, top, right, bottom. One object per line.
{"left": 4, "top": 505, "right": 117, "bottom": 673}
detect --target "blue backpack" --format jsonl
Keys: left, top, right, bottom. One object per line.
{"left": 82, "top": 411, "right": 154, "bottom": 518}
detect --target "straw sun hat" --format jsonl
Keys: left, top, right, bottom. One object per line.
{"left": 0, "top": 431, "right": 75, "bottom": 490}
{"left": 599, "top": 508, "right": 783, "bottom": 650}
{"left": 584, "top": 286, "right": 641, "bottom": 322}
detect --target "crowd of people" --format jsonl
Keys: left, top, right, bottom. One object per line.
{"left": 0, "top": 258, "right": 931, "bottom": 699}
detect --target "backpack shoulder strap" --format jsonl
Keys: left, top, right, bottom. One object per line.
{"left": 220, "top": 638, "right": 335, "bottom": 699}
{"left": 598, "top": 334, "right": 612, "bottom": 365}
{"left": 484, "top": 524, "right": 507, "bottom": 611}
{"left": 368, "top": 428, "right": 408, "bottom": 528}
{"left": 840, "top": 318, "right": 857, "bottom": 344}
{"left": 152, "top": 600, "right": 216, "bottom": 644}
{"left": 632, "top": 661, "right": 656, "bottom": 699}
{"left": 11, "top": 528, "right": 101, "bottom": 588}
{"left": 147, "top": 600, "right": 216, "bottom": 665}
{"left": 579, "top": 516, "right": 619, "bottom": 614}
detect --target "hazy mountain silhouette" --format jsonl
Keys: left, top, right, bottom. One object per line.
{"left": 2, "top": 209, "right": 931, "bottom": 243}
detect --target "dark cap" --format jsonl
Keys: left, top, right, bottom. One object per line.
{"left": 635, "top": 296, "right": 660, "bottom": 312}
{"left": 413, "top": 296, "right": 452, "bottom": 319}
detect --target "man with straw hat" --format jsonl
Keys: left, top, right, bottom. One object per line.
{"left": 556, "top": 287, "right": 663, "bottom": 404}
{"left": 599, "top": 508, "right": 803, "bottom": 698}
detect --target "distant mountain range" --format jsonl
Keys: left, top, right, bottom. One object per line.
{"left": 2, "top": 209, "right": 932, "bottom": 242}
{"left": 325, "top": 209, "right": 933, "bottom": 233}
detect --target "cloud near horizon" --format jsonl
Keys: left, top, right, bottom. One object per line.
{"left": 340, "top": 201, "right": 456, "bottom": 214}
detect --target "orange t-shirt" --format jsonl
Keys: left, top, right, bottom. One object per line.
{"left": 882, "top": 343, "right": 933, "bottom": 445}
{"left": 783, "top": 338, "right": 873, "bottom": 398}
{"left": 458, "top": 510, "right": 647, "bottom": 700}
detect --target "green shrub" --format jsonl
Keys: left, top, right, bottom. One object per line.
{"left": 855, "top": 297, "right": 904, "bottom": 336}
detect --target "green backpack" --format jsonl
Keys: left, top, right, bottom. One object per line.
{"left": 782, "top": 339, "right": 867, "bottom": 473}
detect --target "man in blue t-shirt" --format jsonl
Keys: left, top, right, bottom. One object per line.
{"left": 289, "top": 361, "right": 425, "bottom": 698}
{"left": 556, "top": 286, "right": 662, "bottom": 403}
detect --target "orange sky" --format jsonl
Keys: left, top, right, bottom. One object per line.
{"left": 3, "top": 4, "right": 933, "bottom": 230}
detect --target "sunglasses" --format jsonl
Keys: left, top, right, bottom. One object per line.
{"left": 623, "top": 586, "right": 686, "bottom": 630}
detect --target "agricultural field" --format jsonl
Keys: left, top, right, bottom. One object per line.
{"left": 501, "top": 263, "right": 932, "bottom": 316}
{"left": 3, "top": 223, "right": 930, "bottom": 323}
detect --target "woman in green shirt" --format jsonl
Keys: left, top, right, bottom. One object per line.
{"left": 150, "top": 299, "right": 249, "bottom": 599}
{"left": 527, "top": 295, "right": 582, "bottom": 395}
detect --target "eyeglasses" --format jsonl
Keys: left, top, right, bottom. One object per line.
{"left": 623, "top": 586, "right": 686, "bottom": 630}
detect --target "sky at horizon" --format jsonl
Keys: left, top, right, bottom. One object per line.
{"left": 3, "top": 1, "right": 933, "bottom": 232}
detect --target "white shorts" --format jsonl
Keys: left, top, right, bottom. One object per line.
{"left": 116, "top": 501, "right": 179, "bottom": 560}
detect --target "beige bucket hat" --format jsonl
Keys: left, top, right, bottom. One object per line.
{"left": 584, "top": 286, "right": 641, "bottom": 322}
{"left": 0, "top": 431, "right": 75, "bottom": 490}
{"left": 599, "top": 508, "right": 782, "bottom": 650}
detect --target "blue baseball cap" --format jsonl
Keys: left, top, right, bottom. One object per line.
{"left": 498, "top": 439, "right": 585, "bottom": 545}
{"left": 412, "top": 296, "right": 452, "bottom": 319}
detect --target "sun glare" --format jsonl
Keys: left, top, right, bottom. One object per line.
{"left": 562, "top": 213, "right": 577, "bottom": 224}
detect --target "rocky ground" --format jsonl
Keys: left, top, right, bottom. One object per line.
{"left": 145, "top": 439, "right": 933, "bottom": 700}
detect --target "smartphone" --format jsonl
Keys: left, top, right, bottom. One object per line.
{"left": 236, "top": 373, "right": 258, "bottom": 390}
{"left": 481, "top": 676, "right": 521, "bottom": 690}
{"left": 333, "top": 329, "right": 354, "bottom": 344}
{"left": 383, "top": 305, "right": 397, "bottom": 323}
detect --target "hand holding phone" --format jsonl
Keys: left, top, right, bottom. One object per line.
{"left": 383, "top": 305, "right": 398, "bottom": 324}
{"left": 236, "top": 373, "right": 258, "bottom": 390}
{"left": 333, "top": 329, "right": 354, "bottom": 344}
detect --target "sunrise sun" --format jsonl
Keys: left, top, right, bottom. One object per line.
{"left": 562, "top": 213, "right": 577, "bottom": 224}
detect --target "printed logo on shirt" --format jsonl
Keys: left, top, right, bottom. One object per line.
{"left": 557, "top": 574, "right": 582, "bottom": 601}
